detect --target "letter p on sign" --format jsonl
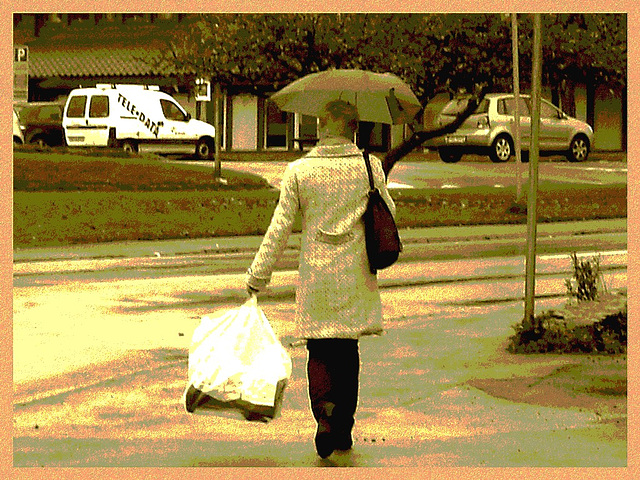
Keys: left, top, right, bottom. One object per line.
{"left": 14, "top": 46, "right": 28, "bottom": 62}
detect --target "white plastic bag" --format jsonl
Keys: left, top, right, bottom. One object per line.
{"left": 183, "top": 295, "right": 292, "bottom": 421}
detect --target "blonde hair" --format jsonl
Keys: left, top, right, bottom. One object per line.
{"left": 318, "top": 100, "right": 359, "bottom": 134}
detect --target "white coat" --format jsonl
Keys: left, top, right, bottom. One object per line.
{"left": 246, "top": 139, "right": 396, "bottom": 339}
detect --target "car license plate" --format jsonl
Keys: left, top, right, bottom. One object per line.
{"left": 446, "top": 136, "right": 466, "bottom": 144}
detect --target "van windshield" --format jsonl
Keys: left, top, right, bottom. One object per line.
{"left": 161, "top": 100, "right": 188, "bottom": 122}
{"left": 66, "top": 96, "right": 87, "bottom": 118}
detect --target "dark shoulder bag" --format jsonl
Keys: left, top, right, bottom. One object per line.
{"left": 362, "top": 152, "right": 402, "bottom": 274}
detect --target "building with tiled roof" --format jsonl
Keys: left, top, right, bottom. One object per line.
{"left": 30, "top": 47, "right": 160, "bottom": 78}
{"left": 14, "top": 13, "right": 184, "bottom": 99}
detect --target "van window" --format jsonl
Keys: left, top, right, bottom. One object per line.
{"left": 161, "top": 99, "right": 188, "bottom": 121}
{"left": 89, "top": 95, "right": 109, "bottom": 118}
{"left": 66, "top": 96, "right": 87, "bottom": 118}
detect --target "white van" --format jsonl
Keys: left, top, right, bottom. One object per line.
{"left": 62, "top": 84, "right": 216, "bottom": 158}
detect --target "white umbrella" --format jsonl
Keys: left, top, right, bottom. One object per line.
{"left": 270, "top": 69, "right": 422, "bottom": 125}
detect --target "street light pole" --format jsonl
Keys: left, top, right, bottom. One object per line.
{"left": 524, "top": 13, "right": 542, "bottom": 323}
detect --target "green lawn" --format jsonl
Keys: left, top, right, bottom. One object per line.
{"left": 13, "top": 150, "right": 627, "bottom": 248}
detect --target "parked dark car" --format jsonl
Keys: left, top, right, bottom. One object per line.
{"left": 17, "top": 102, "right": 66, "bottom": 147}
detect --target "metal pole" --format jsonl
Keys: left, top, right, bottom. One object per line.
{"left": 524, "top": 13, "right": 542, "bottom": 323}
{"left": 214, "top": 82, "right": 222, "bottom": 179}
{"left": 511, "top": 13, "right": 523, "bottom": 201}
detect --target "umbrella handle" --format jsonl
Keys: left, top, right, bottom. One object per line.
{"left": 386, "top": 88, "right": 404, "bottom": 120}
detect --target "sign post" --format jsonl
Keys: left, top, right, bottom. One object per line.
{"left": 213, "top": 82, "right": 222, "bottom": 179}
{"left": 524, "top": 14, "right": 542, "bottom": 324}
{"left": 14, "top": 45, "right": 29, "bottom": 103}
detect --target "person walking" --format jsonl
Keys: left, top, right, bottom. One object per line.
{"left": 246, "top": 99, "right": 396, "bottom": 459}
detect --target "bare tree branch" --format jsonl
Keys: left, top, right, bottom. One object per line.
{"left": 382, "top": 85, "right": 488, "bottom": 176}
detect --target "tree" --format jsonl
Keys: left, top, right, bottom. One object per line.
{"left": 155, "top": 13, "right": 512, "bottom": 100}
{"left": 153, "top": 13, "right": 625, "bottom": 167}
{"left": 510, "top": 14, "right": 626, "bottom": 115}
{"left": 158, "top": 13, "right": 625, "bottom": 101}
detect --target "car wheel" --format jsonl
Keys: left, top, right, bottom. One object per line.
{"left": 490, "top": 134, "right": 513, "bottom": 163}
{"left": 121, "top": 140, "right": 139, "bottom": 155}
{"left": 438, "top": 148, "right": 463, "bottom": 163}
{"left": 195, "top": 137, "right": 214, "bottom": 159}
{"left": 29, "top": 136, "right": 49, "bottom": 148}
{"left": 13, "top": 136, "right": 23, "bottom": 146}
{"left": 567, "top": 135, "right": 590, "bottom": 162}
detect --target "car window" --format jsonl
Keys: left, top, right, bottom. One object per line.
{"left": 475, "top": 99, "right": 489, "bottom": 114}
{"left": 160, "top": 99, "right": 188, "bottom": 121}
{"left": 500, "top": 97, "right": 530, "bottom": 116}
{"left": 540, "top": 100, "right": 560, "bottom": 119}
{"left": 21, "top": 107, "right": 37, "bottom": 123}
{"left": 441, "top": 97, "right": 488, "bottom": 116}
{"left": 441, "top": 98, "right": 470, "bottom": 116}
{"left": 66, "top": 96, "right": 87, "bottom": 118}
{"left": 40, "top": 106, "right": 62, "bottom": 121}
{"left": 89, "top": 95, "right": 109, "bottom": 118}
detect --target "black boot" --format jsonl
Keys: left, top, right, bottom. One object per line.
{"left": 314, "top": 417, "right": 335, "bottom": 459}
{"left": 334, "top": 431, "right": 353, "bottom": 451}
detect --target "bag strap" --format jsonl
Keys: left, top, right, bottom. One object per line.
{"left": 363, "top": 151, "right": 375, "bottom": 192}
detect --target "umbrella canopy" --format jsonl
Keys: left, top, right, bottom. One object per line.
{"left": 270, "top": 69, "right": 422, "bottom": 125}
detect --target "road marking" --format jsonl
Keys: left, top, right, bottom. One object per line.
{"left": 558, "top": 179, "right": 603, "bottom": 185}
{"left": 556, "top": 165, "right": 627, "bottom": 173}
{"left": 388, "top": 181, "right": 414, "bottom": 189}
{"left": 538, "top": 250, "right": 627, "bottom": 261}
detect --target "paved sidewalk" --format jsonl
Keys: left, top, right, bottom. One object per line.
{"left": 13, "top": 218, "right": 626, "bottom": 263}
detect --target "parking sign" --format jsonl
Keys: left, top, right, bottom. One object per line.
{"left": 14, "top": 45, "right": 29, "bottom": 103}
{"left": 14, "top": 46, "right": 28, "bottom": 62}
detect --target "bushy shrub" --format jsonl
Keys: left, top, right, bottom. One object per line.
{"left": 565, "top": 252, "right": 603, "bottom": 301}
{"left": 507, "top": 296, "right": 627, "bottom": 354}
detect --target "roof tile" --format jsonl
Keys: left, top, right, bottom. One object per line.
{"left": 28, "top": 47, "right": 167, "bottom": 78}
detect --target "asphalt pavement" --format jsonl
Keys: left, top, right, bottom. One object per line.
{"left": 12, "top": 218, "right": 628, "bottom": 468}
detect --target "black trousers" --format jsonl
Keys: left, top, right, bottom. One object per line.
{"left": 306, "top": 338, "right": 360, "bottom": 436}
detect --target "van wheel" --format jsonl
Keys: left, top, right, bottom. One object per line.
{"left": 121, "top": 140, "right": 138, "bottom": 155}
{"left": 195, "top": 138, "right": 214, "bottom": 160}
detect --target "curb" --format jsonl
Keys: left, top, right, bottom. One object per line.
{"left": 13, "top": 218, "right": 626, "bottom": 264}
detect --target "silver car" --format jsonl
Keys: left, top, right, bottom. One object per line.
{"left": 425, "top": 93, "right": 594, "bottom": 163}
